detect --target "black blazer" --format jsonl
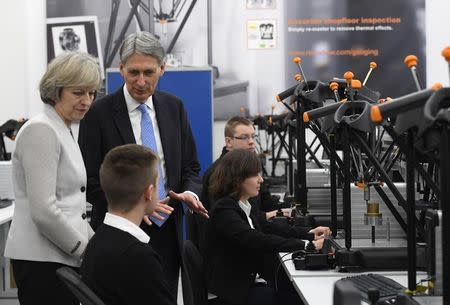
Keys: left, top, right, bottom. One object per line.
{"left": 193, "top": 147, "right": 279, "bottom": 250}
{"left": 78, "top": 87, "right": 202, "bottom": 233}
{"left": 80, "top": 224, "right": 176, "bottom": 305}
{"left": 203, "top": 196, "right": 311, "bottom": 305}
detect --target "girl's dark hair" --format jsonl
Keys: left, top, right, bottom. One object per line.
{"left": 209, "top": 149, "right": 261, "bottom": 200}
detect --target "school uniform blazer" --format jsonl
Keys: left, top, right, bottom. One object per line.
{"left": 4, "top": 105, "right": 94, "bottom": 267}
{"left": 81, "top": 225, "right": 176, "bottom": 305}
{"left": 203, "top": 196, "right": 311, "bottom": 305}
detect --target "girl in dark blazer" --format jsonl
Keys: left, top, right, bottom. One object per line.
{"left": 203, "top": 149, "right": 329, "bottom": 305}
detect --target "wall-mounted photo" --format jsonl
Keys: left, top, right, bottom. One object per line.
{"left": 247, "top": 19, "right": 277, "bottom": 49}
{"left": 246, "top": 0, "right": 276, "bottom": 9}
{"left": 46, "top": 16, "right": 104, "bottom": 78}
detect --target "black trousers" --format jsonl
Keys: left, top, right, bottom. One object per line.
{"left": 217, "top": 283, "right": 276, "bottom": 305}
{"left": 248, "top": 284, "right": 277, "bottom": 305}
{"left": 273, "top": 264, "right": 305, "bottom": 305}
{"left": 11, "top": 259, "right": 79, "bottom": 305}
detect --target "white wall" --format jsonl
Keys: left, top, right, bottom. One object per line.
{"left": 0, "top": 0, "right": 46, "bottom": 151}
{"left": 211, "top": 1, "right": 286, "bottom": 115}
{"left": 167, "top": 0, "right": 208, "bottom": 67}
{"left": 0, "top": 0, "right": 46, "bottom": 121}
{"left": 426, "top": 0, "right": 450, "bottom": 87}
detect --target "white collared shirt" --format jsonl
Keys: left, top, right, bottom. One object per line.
{"left": 104, "top": 212, "right": 150, "bottom": 244}
{"left": 238, "top": 200, "right": 255, "bottom": 229}
{"left": 123, "top": 85, "right": 167, "bottom": 184}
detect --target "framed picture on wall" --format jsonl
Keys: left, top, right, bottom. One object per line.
{"left": 46, "top": 16, "right": 104, "bottom": 78}
{"left": 246, "top": 0, "right": 276, "bottom": 9}
{"left": 247, "top": 19, "right": 277, "bottom": 49}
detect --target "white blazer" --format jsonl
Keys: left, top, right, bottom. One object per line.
{"left": 4, "top": 105, "right": 94, "bottom": 267}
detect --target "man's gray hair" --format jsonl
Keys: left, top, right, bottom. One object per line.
{"left": 119, "top": 31, "right": 166, "bottom": 65}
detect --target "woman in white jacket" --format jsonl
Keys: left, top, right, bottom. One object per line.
{"left": 4, "top": 52, "right": 102, "bottom": 305}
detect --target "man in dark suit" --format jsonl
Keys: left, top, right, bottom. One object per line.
{"left": 81, "top": 144, "right": 176, "bottom": 305}
{"left": 78, "top": 31, "right": 208, "bottom": 299}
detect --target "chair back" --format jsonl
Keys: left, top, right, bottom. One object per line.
{"left": 56, "top": 267, "right": 106, "bottom": 305}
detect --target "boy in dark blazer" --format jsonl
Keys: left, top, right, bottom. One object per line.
{"left": 80, "top": 144, "right": 176, "bottom": 305}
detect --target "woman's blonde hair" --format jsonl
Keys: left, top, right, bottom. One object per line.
{"left": 39, "top": 52, "right": 102, "bottom": 106}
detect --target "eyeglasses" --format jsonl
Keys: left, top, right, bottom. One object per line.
{"left": 232, "top": 134, "right": 258, "bottom": 141}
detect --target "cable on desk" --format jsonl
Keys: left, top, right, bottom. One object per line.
{"left": 274, "top": 251, "right": 303, "bottom": 292}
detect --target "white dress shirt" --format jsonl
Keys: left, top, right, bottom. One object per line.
{"left": 238, "top": 200, "right": 255, "bottom": 229}
{"left": 104, "top": 212, "right": 150, "bottom": 244}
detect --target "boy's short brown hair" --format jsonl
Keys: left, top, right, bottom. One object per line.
{"left": 224, "top": 116, "right": 253, "bottom": 137}
{"left": 100, "top": 144, "right": 159, "bottom": 212}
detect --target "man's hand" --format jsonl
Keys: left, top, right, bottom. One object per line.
{"left": 312, "top": 238, "right": 324, "bottom": 250}
{"left": 168, "top": 190, "right": 209, "bottom": 219}
{"left": 143, "top": 197, "right": 173, "bottom": 226}
{"left": 310, "top": 226, "right": 331, "bottom": 240}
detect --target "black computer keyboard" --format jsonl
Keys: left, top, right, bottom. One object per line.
{"left": 0, "top": 199, "right": 13, "bottom": 208}
{"left": 338, "top": 273, "right": 406, "bottom": 303}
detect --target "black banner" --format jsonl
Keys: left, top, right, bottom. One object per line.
{"left": 285, "top": 0, "right": 426, "bottom": 98}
